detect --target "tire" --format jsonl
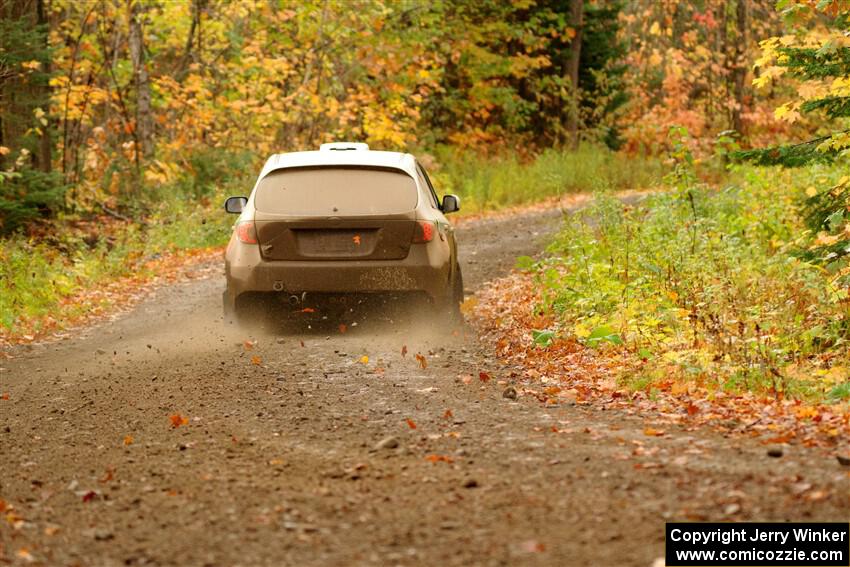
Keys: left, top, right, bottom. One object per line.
{"left": 436, "top": 264, "right": 463, "bottom": 328}
{"left": 229, "top": 293, "right": 273, "bottom": 329}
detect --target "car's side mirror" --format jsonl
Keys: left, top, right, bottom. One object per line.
{"left": 224, "top": 196, "right": 248, "bottom": 214}
{"left": 441, "top": 194, "right": 460, "bottom": 214}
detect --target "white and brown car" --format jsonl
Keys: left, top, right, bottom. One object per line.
{"left": 223, "top": 142, "right": 462, "bottom": 325}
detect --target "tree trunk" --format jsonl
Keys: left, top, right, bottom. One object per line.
{"left": 35, "top": 0, "right": 51, "bottom": 174}
{"left": 128, "top": 0, "right": 153, "bottom": 160}
{"left": 732, "top": 0, "right": 750, "bottom": 136}
{"left": 565, "top": 0, "right": 583, "bottom": 150}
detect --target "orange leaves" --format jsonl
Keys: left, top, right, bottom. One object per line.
{"left": 251, "top": 355, "right": 263, "bottom": 366}
{"left": 338, "top": 323, "right": 347, "bottom": 334}
{"left": 401, "top": 344, "right": 408, "bottom": 358}
{"left": 643, "top": 427, "right": 666, "bottom": 437}
{"left": 414, "top": 353, "right": 427, "bottom": 369}
{"left": 443, "top": 409, "right": 453, "bottom": 419}
{"left": 1, "top": 392, "right": 8, "bottom": 400}
{"left": 405, "top": 418, "right": 417, "bottom": 430}
{"left": 123, "top": 435, "right": 134, "bottom": 446}
{"left": 243, "top": 339, "right": 255, "bottom": 351}
{"left": 169, "top": 414, "right": 188, "bottom": 428}
{"left": 425, "top": 454, "right": 454, "bottom": 464}
{"left": 479, "top": 371, "right": 491, "bottom": 382}
{"left": 352, "top": 234, "right": 361, "bottom": 245}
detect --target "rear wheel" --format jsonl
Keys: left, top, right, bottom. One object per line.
{"left": 436, "top": 264, "right": 463, "bottom": 328}
{"left": 228, "top": 292, "right": 275, "bottom": 329}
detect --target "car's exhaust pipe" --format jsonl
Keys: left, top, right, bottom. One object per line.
{"left": 288, "top": 295, "right": 300, "bottom": 305}
{"left": 272, "top": 281, "right": 285, "bottom": 292}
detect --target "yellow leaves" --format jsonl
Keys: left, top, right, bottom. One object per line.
{"left": 805, "top": 186, "right": 818, "bottom": 197}
{"left": 21, "top": 60, "right": 41, "bottom": 71}
{"left": 359, "top": 355, "right": 369, "bottom": 364}
{"left": 649, "top": 22, "right": 661, "bottom": 36}
{"left": 0, "top": 146, "right": 9, "bottom": 156}
{"left": 774, "top": 103, "right": 801, "bottom": 123}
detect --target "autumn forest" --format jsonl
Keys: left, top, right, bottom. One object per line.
{"left": 1, "top": 1, "right": 850, "bottom": 563}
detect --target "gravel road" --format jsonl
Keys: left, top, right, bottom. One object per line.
{"left": 1, "top": 207, "right": 847, "bottom": 567}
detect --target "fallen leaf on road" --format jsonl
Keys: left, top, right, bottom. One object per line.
{"left": 519, "top": 540, "right": 546, "bottom": 553}
{"left": 405, "top": 418, "right": 417, "bottom": 429}
{"left": 16, "top": 549, "right": 33, "bottom": 563}
{"left": 686, "top": 402, "right": 699, "bottom": 416}
{"left": 99, "top": 468, "right": 114, "bottom": 483}
{"left": 170, "top": 414, "right": 189, "bottom": 428}
{"left": 401, "top": 345, "right": 408, "bottom": 357}
{"left": 479, "top": 371, "right": 491, "bottom": 382}
{"left": 268, "top": 458, "right": 284, "bottom": 466}
{"left": 338, "top": 323, "right": 347, "bottom": 333}
{"left": 643, "top": 427, "right": 665, "bottom": 437}
{"left": 81, "top": 491, "right": 97, "bottom": 503}
{"left": 415, "top": 353, "right": 427, "bottom": 369}
{"left": 301, "top": 307, "right": 315, "bottom": 313}
{"left": 251, "top": 355, "right": 262, "bottom": 365}
{"left": 123, "top": 435, "right": 134, "bottom": 446}
{"left": 443, "top": 409, "right": 453, "bottom": 419}
{"left": 243, "top": 340, "right": 255, "bottom": 351}
{"left": 425, "top": 454, "right": 454, "bottom": 464}
{"left": 460, "top": 374, "right": 473, "bottom": 384}
{"left": 1, "top": 392, "right": 8, "bottom": 400}
{"left": 360, "top": 355, "right": 369, "bottom": 364}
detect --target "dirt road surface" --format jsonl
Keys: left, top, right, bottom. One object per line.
{"left": 1, "top": 207, "right": 847, "bottom": 567}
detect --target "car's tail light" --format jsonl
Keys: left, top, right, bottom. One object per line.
{"left": 235, "top": 221, "right": 258, "bottom": 244}
{"left": 412, "top": 220, "right": 434, "bottom": 243}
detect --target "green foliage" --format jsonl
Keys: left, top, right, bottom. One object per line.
{"left": 533, "top": 161, "right": 850, "bottom": 402}
{"left": 0, "top": 168, "right": 66, "bottom": 231}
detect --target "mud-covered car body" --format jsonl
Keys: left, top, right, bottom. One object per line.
{"left": 223, "top": 143, "right": 462, "bottom": 321}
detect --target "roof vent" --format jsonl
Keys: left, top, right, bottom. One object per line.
{"left": 319, "top": 142, "right": 369, "bottom": 152}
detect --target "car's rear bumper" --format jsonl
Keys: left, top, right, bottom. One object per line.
{"left": 224, "top": 240, "right": 451, "bottom": 311}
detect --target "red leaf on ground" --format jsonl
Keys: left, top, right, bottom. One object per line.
{"left": 301, "top": 307, "right": 315, "bottom": 313}
{"left": 479, "top": 372, "right": 491, "bottom": 382}
{"left": 338, "top": 323, "right": 347, "bottom": 333}
{"left": 443, "top": 409, "right": 453, "bottom": 419}
{"left": 405, "top": 418, "right": 417, "bottom": 429}
{"left": 81, "top": 491, "right": 97, "bottom": 503}
{"left": 401, "top": 345, "right": 408, "bottom": 358}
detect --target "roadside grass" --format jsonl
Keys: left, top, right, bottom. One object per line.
{"left": 0, "top": 175, "right": 249, "bottom": 341}
{"left": 523, "top": 161, "right": 850, "bottom": 405}
{"left": 432, "top": 145, "right": 665, "bottom": 212}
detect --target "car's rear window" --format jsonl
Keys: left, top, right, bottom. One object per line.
{"left": 254, "top": 167, "right": 418, "bottom": 216}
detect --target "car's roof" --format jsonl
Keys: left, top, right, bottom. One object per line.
{"left": 258, "top": 145, "right": 418, "bottom": 180}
